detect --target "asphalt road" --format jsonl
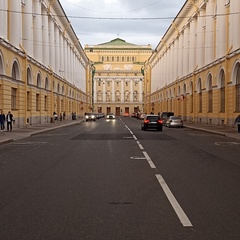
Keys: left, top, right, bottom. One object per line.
{"left": 0, "top": 116, "right": 240, "bottom": 240}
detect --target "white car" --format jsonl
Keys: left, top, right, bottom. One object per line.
{"left": 106, "top": 113, "right": 115, "bottom": 119}
{"left": 165, "top": 116, "right": 183, "bottom": 128}
{"left": 85, "top": 113, "right": 96, "bottom": 122}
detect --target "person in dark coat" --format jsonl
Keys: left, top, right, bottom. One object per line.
{"left": 234, "top": 115, "right": 240, "bottom": 133}
{"left": 6, "top": 111, "right": 13, "bottom": 132}
{"left": 0, "top": 110, "right": 5, "bottom": 132}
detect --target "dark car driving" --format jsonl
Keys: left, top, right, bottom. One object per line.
{"left": 141, "top": 114, "right": 163, "bottom": 131}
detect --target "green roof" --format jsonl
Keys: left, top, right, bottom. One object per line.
{"left": 98, "top": 38, "right": 136, "bottom": 46}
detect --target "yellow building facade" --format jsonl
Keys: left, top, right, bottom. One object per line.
{"left": 84, "top": 38, "right": 152, "bottom": 115}
{"left": 0, "top": 0, "right": 91, "bottom": 127}
{"left": 145, "top": 0, "right": 240, "bottom": 126}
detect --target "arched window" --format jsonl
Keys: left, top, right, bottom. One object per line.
{"left": 219, "top": 69, "right": 225, "bottom": 112}
{"left": 45, "top": 77, "right": 49, "bottom": 90}
{"left": 27, "top": 67, "right": 32, "bottom": 85}
{"left": 37, "top": 73, "right": 41, "bottom": 88}
{"left": 11, "top": 61, "right": 20, "bottom": 80}
{"left": 207, "top": 74, "right": 213, "bottom": 112}
{"left": 0, "top": 53, "right": 4, "bottom": 74}
{"left": 236, "top": 63, "right": 240, "bottom": 112}
{"left": 57, "top": 83, "right": 60, "bottom": 94}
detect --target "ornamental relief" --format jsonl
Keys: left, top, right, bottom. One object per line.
{"left": 103, "top": 64, "right": 133, "bottom": 70}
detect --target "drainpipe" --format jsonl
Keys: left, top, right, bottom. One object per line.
{"left": 19, "top": 44, "right": 28, "bottom": 126}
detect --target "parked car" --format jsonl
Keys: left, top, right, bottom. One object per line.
{"left": 131, "top": 112, "right": 137, "bottom": 118}
{"left": 124, "top": 112, "right": 129, "bottom": 117}
{"left": 85, "top": 113, "right": 96, "bottom": 122}
{"left": 165, "top": 116, "right": 183, "bottom": 128}
{"left": 141, "top": 114, "right": 163, "bottom": 131}
{"left": 159, "top": 111, "right": 174, "bottom": 125}
{"left": 139, "top": 113, "right": 147, "bottom": 120}
{"left": 106, "top": 113, "right": 115, "bottom": 119}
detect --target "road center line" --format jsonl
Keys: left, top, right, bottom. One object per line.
{"left": 142, "top": 151, "right": 156, "bottom": 169}
{"left": 155, "top": 174, "right": 193, "bottom": 227}
{"left": 136, "top": 141, "right": 144, "bottom": 150}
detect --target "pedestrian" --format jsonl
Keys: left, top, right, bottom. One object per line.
{"left": 6, "top": 111, "right": 13, "bottom": 132}
{"left": 63, "top": 111, "right": 66, "bottom": 121}
{"left": 0, "top": 110, "right": 5, "bottom": 132}
{"left": 234, "top": 114, "right": 240, "bottom": 133}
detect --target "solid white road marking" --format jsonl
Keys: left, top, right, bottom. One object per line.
{"left": 156, "top": 174, "right": 193, "bottom": 227}
{"left": 143, "top": 151, "right": 156, "bottom": 169}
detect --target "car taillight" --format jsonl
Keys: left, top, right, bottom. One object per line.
{"left": 158, "top": 120, "right": 163, "bottom": 124}
{"left": 144, "top": 119, "right": 150, "bottom": 124}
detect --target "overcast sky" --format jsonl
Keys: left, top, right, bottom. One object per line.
{"left": 59, "top": 0, "right": 186, "bottom": 49}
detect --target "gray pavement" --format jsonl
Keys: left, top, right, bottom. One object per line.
{"left": 0, "top": 118, "right": 240, "bottom": 145}
{"left": 0, "top": 118, "right": 84, "bottom": 145}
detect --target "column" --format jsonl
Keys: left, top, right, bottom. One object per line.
{"left": 183, "top": 26, "right": 190, "bottom": 76}
{"left": 130, "top": 80, "right": 133, "bottom": 102}
{"left": 205, "top": 1, "right": 214, "bottom": 64}
{"left": 139, "top": 80, "right": 143, "bottom": 102}
{"left": 9, "top": 0, "right": 22, "bottom": 47}
{"left": 42, "top": 7, "right": 49, "bottom": 66}
{"left": 230, "top": 0, "right": 240, "bottom": 51}
{"left": 196, "top": 9, "right": 205, "bottom": 68}
{"left": 103, "top": 79, "right": 106, "bottom": 102}
{"left": 33, "top": 0, "right": 42, "bottom": 62}
{"left": 22, "top": 1, "right": 33, "bottom": 56}
{"left": 55, "top": 27, "right": 60, "bottom": 73}
{"left": 0, "top": 1, "right": 7, "bottom": 39}
{"left": 112, "top": 80, "right": 115, "bottom": 102}
{"left": 216, "top": 0, "right": 227, "bottom": 58}
{"left": 49, "top": 18, "right": 55, "bottom": 70}
{"left": 189, "top": 17, "right": 197, "bottom": 71}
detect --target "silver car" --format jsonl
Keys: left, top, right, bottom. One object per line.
{"left": 165, "top": 116, "right": 183, "bottom": 128}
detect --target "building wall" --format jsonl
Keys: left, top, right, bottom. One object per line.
{"left": 0, "top": 0, "right": 91, "bottom": 127}
{"left": 146, "top": 0, "right": 240, "bottom": 126}
{"left": 85, "top": 39, "right": 152, "bottom": 115}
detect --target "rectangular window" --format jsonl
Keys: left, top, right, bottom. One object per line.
{"left": 208, "top": 90, "right": 213, "bottom": 112}
{"left": 11, "top": 88, "right": 17, "bottom": 110}
{"left": 199, "top": 93, "right": 202, "bottom": 113}
{"left": 27, "top": 91, "right": 30, "bottom": 110}
{"left": 220, "top": 88, "right": 225, "bottom": 112}
{"left": 44, "top": 96, "right": 47, "bottom": 111}
{"left": 36, "top": 94, "right": 40, "bottom": 111}
{"left": 236, "top": 85, "right": 240, "bottom": 112}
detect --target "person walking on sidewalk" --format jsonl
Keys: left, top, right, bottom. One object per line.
{"left": 6, "top": 111, "right": 13, "bottom": 132}
{"left": 234, "top": 114, "right": 240, "bottom": 133}
{"left": 0, "top": 110, "right": 5, "bottom": 132}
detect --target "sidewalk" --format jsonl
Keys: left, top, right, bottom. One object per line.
{"left": 0, "top": 118, "right": 240, "bottom": 145}
{"left": 184, "top": 121, "right": 240, "bottom": 140}
{"left": 0, "top": 119, "right": 84, "bottom": 145}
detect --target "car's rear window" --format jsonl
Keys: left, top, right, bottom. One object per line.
{"left": 147, "top": 116, "right": 159, "bottom": 121}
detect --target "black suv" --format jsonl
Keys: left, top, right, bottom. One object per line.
{"left": 141, "top": 115, "right": 163, "bottom": 131}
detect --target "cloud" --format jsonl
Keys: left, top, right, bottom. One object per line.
{"left": 59, "top": 0, "right": 185, "bottom": 49}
